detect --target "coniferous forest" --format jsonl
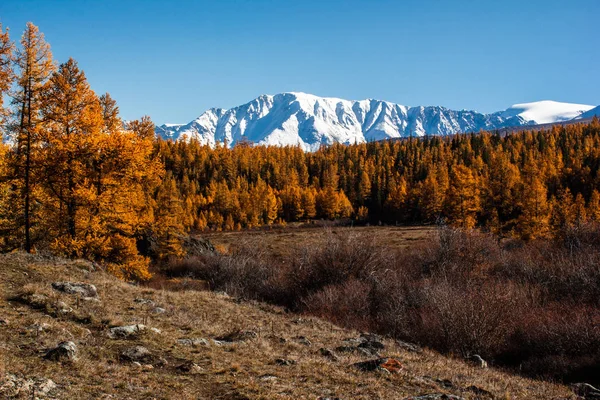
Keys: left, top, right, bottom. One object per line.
{"left": 2, "top": 23, "right": 600, "bottom": 280}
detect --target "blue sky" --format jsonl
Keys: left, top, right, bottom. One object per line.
{"left": 1, "top": 0, "right": 598, "bottom": 124}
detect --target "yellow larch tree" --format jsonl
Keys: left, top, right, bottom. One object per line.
{"left": 8, "top": 22, "right": 54, "bottom": 252}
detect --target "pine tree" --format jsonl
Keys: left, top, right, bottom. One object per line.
{"left": 517, "top": 173, "right": 550, "bottom": 239}
{"left": 9, "top": 23, "right": 54, "bottom": 252}
{"left": 445, "top": 165, "right": 480, "bottom": 229}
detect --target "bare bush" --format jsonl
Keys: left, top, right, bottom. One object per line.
{"left": 158, "top": 226, "right": 600, "bottom": 384}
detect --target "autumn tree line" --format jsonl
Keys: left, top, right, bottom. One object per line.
{"left": 2, "top": 23, "right": 600, "bottom": 281}
{"left": 0, "top": 23, "right": 184, "bottom": 280}
{"left": 159, "top": 117, "right": 600, "bottom": 240}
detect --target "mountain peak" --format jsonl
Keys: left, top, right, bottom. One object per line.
{"left": 157, "top": 93, "right": 594, "bottom": 150}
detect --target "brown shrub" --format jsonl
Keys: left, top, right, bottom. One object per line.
{"left": 158, "top": 226, "right": 600, "bottom": 384}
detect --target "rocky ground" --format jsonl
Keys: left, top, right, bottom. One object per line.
{"left": 0, "top": 252, "right": 583, "bottom": 399}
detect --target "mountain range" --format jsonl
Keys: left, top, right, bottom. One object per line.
{"left": 155, "top": 93, "right": 597, "bottom": 151}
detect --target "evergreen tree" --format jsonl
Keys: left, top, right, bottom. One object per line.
{"left": 8, "top": 23, "right": 54, "bottom": 252}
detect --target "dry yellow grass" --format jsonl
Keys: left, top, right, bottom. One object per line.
{"left": 202, "top": 225, "right": 435, "bottom": 258}
{"left": 0, "top": 251, "right": 575, "bottom": 399}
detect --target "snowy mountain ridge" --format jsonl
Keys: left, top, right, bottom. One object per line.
{"left": 156, "top": 92, "right": 595, "bottom": 151}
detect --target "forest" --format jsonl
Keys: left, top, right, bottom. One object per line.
{"left": 2, "top": 23, "right": 600, "bottom": 280}
{"left": 158, "top": 118, "right": 600, "bottom": 240}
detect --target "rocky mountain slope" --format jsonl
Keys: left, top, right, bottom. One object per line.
{"left": 0, "top": 252, "right": 578, "bottom": 399}
{"left": 156, "top": 93, "right": 595, "bottom": 150}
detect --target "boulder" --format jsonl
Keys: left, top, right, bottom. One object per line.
{"left": 120, "top": 346, "right": 152, "bottom": 363}
{"left": 352, "top": 357, "right": 403, "bottom": 374}
{"left": 44, "top": 341, "right": 78, "bottom": 361}
{"left": 52, "top": 282, "right": 98, "bottom": 298}
{"left": 108, "top": 324, "right": 146, "bottom": 339}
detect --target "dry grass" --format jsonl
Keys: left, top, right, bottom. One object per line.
{"left": 202, "top": 225, "right": 434, "bottom": 259}
{"left": 0, "top": 251, "right": 577, "bottom": 399}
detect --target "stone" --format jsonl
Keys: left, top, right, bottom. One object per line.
{"left": 44, "top": 341, "right": 78, "bottom": 361}
{"left": 108, "top": 324, "right": 146, "bottom": 339}
{"left": 465, "top": 354, "right": 488, "bottom": 369}
{"left": 120, "top": 346, "right": 152, "bottom": 363}
{"left": 259, "top": 375, "right": 277, "bottom": 382}
{"left": 292, "top": 335, "right": 312, "bottom": 346}
{"left": 177, "top": 361, "right": 203, "bottom": 373}
{"left": 352, "top": 357, "right": 403, "bottom": 374}
{"left": 52, "top": 282, "right": 98, "bottom": 298}
{"left": 177, "top": 338, "right": 210, "bottom": 347}
{"left": 153, "top": 307, "right": 166, "bottom": 314}
{"left": 29, "top": 322, "right": 51, "bottom": 333}
{"left": 396, "top": 340, "right": 422, "bottom": 353}
{"left": 21, "top": 293, "right": 49, "bottom": 309}
{"left": 134, "top": 298, "right": 155, "bottom": 306}
{"left": 571, "top": 383, "right": 600, "bottom": 399}
{"left": 57, "top": 301, "right": 73, "bottom": 314}
{"left": 319, "top": 347, "right": 339, "bottom": 361}
{"left": 275, "top": 358, "right": 297, "bottom": 366}
{"left": 464, "top": 385, "right": 493, "bottom": 398}
{"left": 36, "top": 378, "right": 57, "bottom": 395}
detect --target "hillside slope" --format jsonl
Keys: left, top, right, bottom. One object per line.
{"left": 0, "top": 253, "right": 575, "bottom": 399}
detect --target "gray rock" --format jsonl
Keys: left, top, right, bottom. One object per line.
{"left": 52, "top": 282, "right": 98, "bottom": 298}
{"left": 36, "top": 378, "right": 57, "bottom": 395}
{"left": 120, "top": 346, "right": 152, "bottom": 363}
{"left": 396, "top": 339, "right": 422, "bottom": 353}
{"left": 292, "top": 335, "right": 311, "bottom": 346}
{"left": 177, "top": 338, "right": 210, "bottom": 347}
{"left": 275, "top": 358, "right": 297, "bottom": 366}
{"left": 134, "top": 298, "right": 155, "bottom": 306}
{"left": 108, "top": 324, "right": 146, "bottom": 339}
{"left": 571, "top": 383, "right": 600, "bottom": 399}
{"left": 57, "top": 301, "right": 73, "bottom": 314}
{"left": 153, "top": 307, "right": 166, "bottom": 314}
{"left": 465, "top": 354, "right": 488, "bottom": 368}
{"left": 176, "top": 361, "right": 203, "bottom": 373}
{"left": 45, "top": 341, "right": 78, "bottom": 361}
{"left": 319, "top": 347, "right": 339, "bottom": 361}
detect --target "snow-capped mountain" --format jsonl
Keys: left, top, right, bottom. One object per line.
{"left": 156, "top": 93, "right": 595, "bottom": 151}
{"left": 574, "top": 105, "right": 600, "bottom": 120}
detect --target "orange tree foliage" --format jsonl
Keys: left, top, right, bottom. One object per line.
{"left": 0, "top": 24, "right": 171, "bottom": 281}
{"left": 35, "top": 58, "right": 164, "bottom": 280}
{"left": 158, "top": 118, "right": 600, "bottom": 239}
